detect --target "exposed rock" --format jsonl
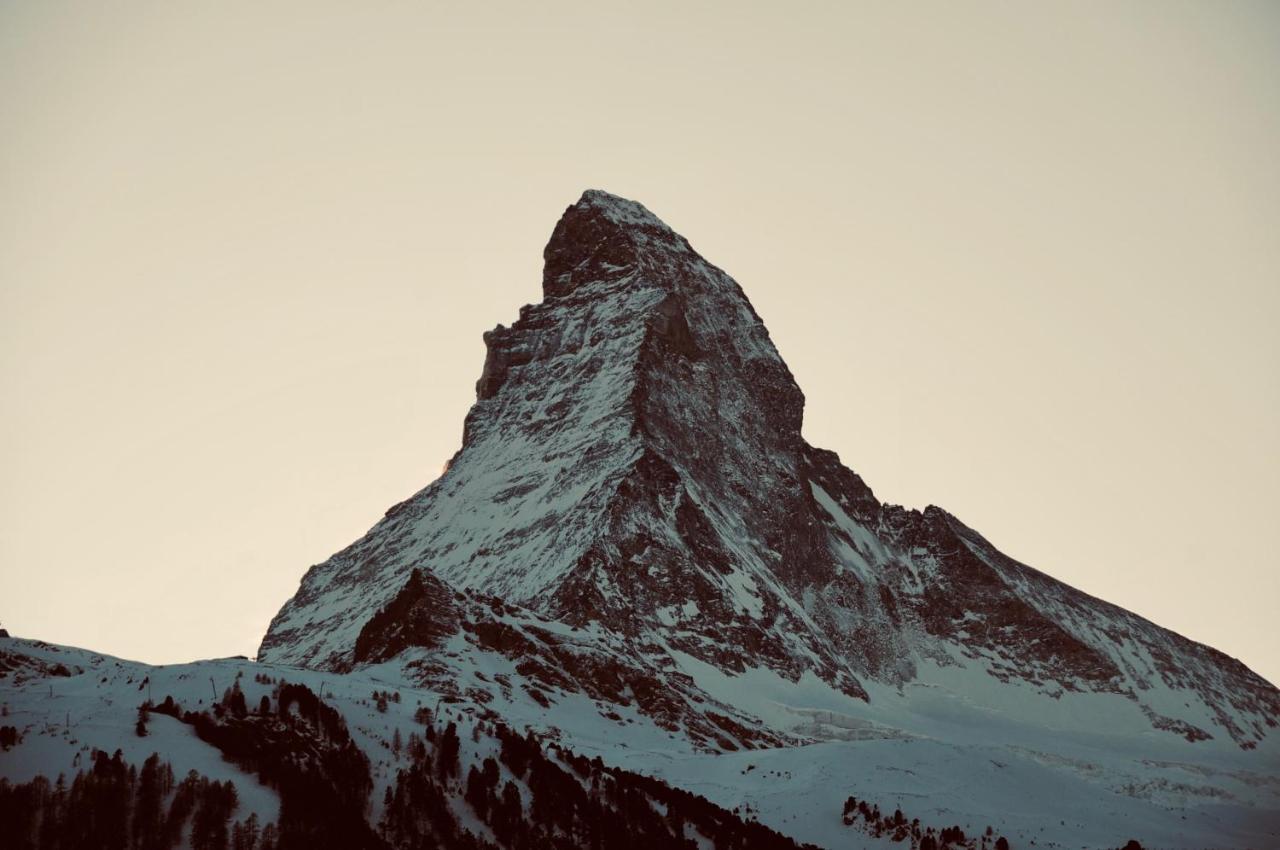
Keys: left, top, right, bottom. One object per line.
{"left": 352, "top": 568, "right": 458, "bottom": 666}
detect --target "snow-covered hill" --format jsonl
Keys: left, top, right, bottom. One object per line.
{"left": 2, "top": 636, "right": 1277, "bottom": 848}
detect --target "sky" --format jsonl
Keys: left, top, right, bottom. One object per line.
{"left": 2, "top": 2, "right": 1277, "bottom": 685}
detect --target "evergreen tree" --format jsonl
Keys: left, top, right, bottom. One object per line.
{"left": 465, "top": 765, "right": 489, "bottom": 820}
{"left": 437, "top": 722, "right": 460, "bottom": 779}
{"left": 132, "top": 754, "right": 165, "bottom": 850}
{"left": 231, "top": 813, "right": 259, "bottom": 850}
{"left": 481, "top": 757, "right": 499, "bottom": 790}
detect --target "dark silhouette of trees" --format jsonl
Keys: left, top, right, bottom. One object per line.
{"left": 232, "top": 814, "right": 261, "bottom": 850}
{"left": 191, "top": 779, "right": 238, "bottom": 850}
{"left": 465, "top": 765, "right": 489, "bottom": 821}
{"left": 375, "top": 717, "right": 820, "bottom": 849}
{"left": 436, "top": 721, "right": 460, "bottom": 779}
{"left": 132, "top": 753, "right": 171, "bottom": 850}
{"left": 185, "top": 682, "right": 379, "bottom": 850}
{"left": 221, "top": 682, "right": 248, "bottom": 719}
{"left": 0, "top": 750, "right": 257, "bottom": 850}
{"left": 839, "top": 791, "right": 1016, "bottom": 850}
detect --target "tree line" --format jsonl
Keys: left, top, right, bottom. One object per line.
{"left": 379, "top": 715, "right": 820, "bottom": 850}
{"left": 0, "top": 749, "right": 267, "bottom": 850}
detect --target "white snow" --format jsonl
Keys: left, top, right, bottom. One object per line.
{"left": 4, "top": 634, "right": 1278, "bottom": 849}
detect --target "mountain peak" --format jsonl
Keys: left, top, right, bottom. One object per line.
{"left": 575, "top": 189, "right": 668, "bottom": 228}
{"left": 260, "top": 191, "right": 1279, "bottom": 752}
{"left": 542, "top": 189, "right": 686, "bottom": 298}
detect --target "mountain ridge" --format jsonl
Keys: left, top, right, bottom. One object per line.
{"left": 259, "top": 189, "right": 1278, "bottom": 751}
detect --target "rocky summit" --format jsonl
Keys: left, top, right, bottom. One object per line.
{"left": 260, "top": 190, "right": 1278, "bottom": 751}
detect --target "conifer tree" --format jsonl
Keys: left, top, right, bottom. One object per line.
{"left": 437, "top": 721, "right": 460, "bottom": 779}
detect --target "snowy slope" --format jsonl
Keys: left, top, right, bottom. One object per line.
{"left": 0, "top": 640, "right": 282, "bottom": 827}
{"left": 3, "top": 636, "right": 1278, "bottom": 849}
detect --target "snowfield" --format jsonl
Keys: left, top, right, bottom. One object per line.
{"left": 2, "top": 636, "right": 1277, "bottom": 849}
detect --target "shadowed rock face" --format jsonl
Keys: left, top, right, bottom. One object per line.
{"left": 260, "top": 190, "right": 1280, "bottom": 749}
{"left": 352, "top": 568, "right": 458, "bottom": 665}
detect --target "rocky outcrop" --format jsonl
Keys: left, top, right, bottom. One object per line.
{"left": 352, "top": 568, "right": 458, "bottom": 666}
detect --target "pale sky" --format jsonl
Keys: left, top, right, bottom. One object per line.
{"left": 2, "top": 2, "right": 1277, "bottom": 685}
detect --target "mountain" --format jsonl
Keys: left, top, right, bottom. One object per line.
{"left": 0, "top": 640, "right": 822, "bottom": 850}
{"left": 4, "top": 190, "right": 1278, "bottom": 850}
{"left": 261, "top": 189, "right": 1277, "bottom": 752}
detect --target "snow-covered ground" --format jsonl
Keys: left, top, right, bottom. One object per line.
{"left": 0, "top": 641, "right": 282, "bottom": 827}
{"left": 3, "top": 636, "right": 1276, "bottom": 849}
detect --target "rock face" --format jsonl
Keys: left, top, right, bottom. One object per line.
{"left": 260, "top": 190, "right": 1279, "bottom": 749}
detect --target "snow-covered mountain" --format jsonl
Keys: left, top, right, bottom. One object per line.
{"left": 261, "top": 189, "right": 1277, "bottom": 752}
{"left": 4, "top": 190, "right": 1278, "bottom": 850}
